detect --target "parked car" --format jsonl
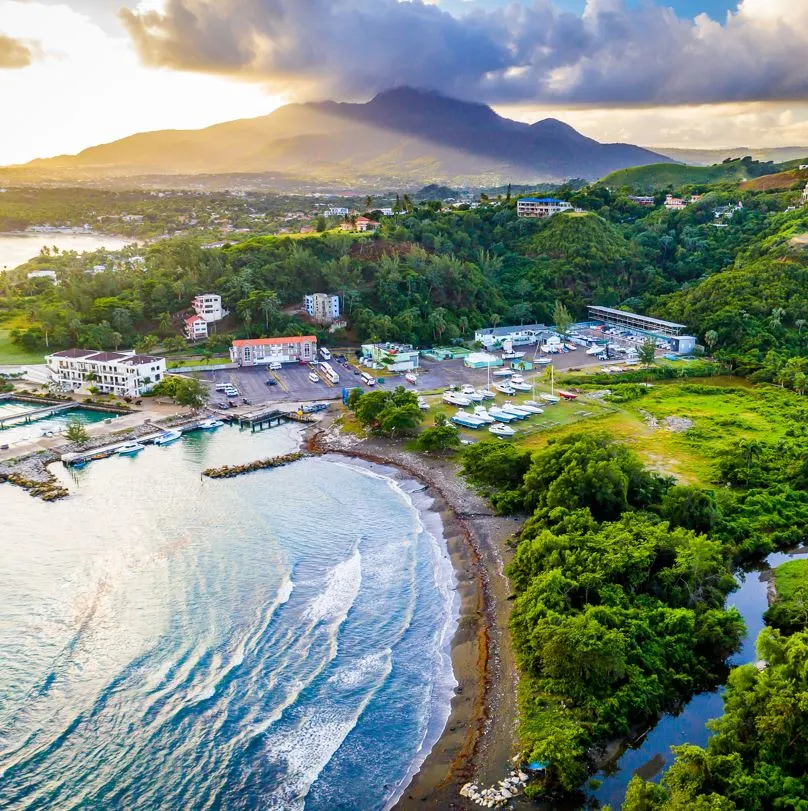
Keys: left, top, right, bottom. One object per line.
{"left": 266, "top": 379, "right": 277, "bottom": 386}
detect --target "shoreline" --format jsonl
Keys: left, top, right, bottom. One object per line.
{"left": 307, "top": 421, "right": 525, "bottom": 810}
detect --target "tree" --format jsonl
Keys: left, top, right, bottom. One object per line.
{"left": 65, "top": 416, "right": 89, "bottom": 444}
{"left": 638, "top": 338, "right": 657, "bottom": 368}
{"left": 704, "top": 329, "right": 718, "bottom": 354}
{"left": 173, "top": 377, "right": 208, "bottom": 408}
{"left": 552, "top": 300, "right": 573, "bottom": 336}
{"left": 415, "top": 413, "right": 460, "bottom": 453}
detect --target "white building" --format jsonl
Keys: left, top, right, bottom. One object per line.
{"left": 184, "top": 314, "right": 209, "bottom": 341}
{"left": 517, "top": 198, "right": 573, "bottom": 218}
{"left": 192, "top": 293, "right": 228, "bottom": 323}
{"left": 304, "top": 293, "right": 341, "bottom": 323}
{"left": 664, "top": 195, "right": 687, "bottom": 211}
{"left": 45, "top": 349, "right": 166, "bottom": 397}
{"left": 324, "top": 207, "right": 350, "bottom": 217}
{"left": 474, "top": 323, "right": 549, "bottom": 349}
{"left": 27, "top": 270, "right": 57, "bottom": 282}
{"left": 361, "top": 343, "right": 420, "bottom": 372}
{"left": 230, "top": 335, "right": 317, "bottom": 366}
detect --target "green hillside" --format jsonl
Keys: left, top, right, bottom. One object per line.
{"left": 599, "top": 157, "right": 781, "bottom": 192}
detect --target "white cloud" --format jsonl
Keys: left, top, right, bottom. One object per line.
{"left": 0, "top": 0, "right": 284, "bottom": 164}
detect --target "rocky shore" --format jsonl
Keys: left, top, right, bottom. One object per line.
{"left": 307, "top": 418, "right": 526, "bottom": 811}
{"left": 0, "top": 450, "right": 66, "bottom": 501}
{"left": 203, "top": 451, "right": 309, "bottom": 478}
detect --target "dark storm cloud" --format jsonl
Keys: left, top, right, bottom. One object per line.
{"left": 119, "top": 0, "right": 808, "bottom": 106}
{"left": 0, "top": 34, "right": 34, "bottom": 69}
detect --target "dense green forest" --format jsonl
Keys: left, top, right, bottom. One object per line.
{"left": 1, "top": 172, "right": 807, "bottom": 395}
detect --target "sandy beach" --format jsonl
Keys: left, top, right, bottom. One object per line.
{"left": 308, "top": 419, "right": 526, "bottom": 810}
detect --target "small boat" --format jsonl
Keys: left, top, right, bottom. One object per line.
{"left": 479, "top": 389, "right": 496, "bottom": 399}
{"left": 534, "top": 357, "right": 553, "bottom": 366}
{"left": 502, "top": 351, "right": 525, "bottom": 360}
{"left": 540, "top": 393, "right": 561, "bottom": 404}
{"left": 512, "top": 401, "right": 544, "bottom": 415}
{"left": 308, "top": 372, "right": 320, "bottom": 383}
{"left": 489, "top": 423, "right": 516, "bottom": 438}
{"left": 501, "top": 403, "right": 531, "bottom": 418}
{"left": 492, "top": 369, "right": 514, "bottom": 377}
{"left": 417, "top": 397, "right": 429, "bottom": 411}
{"left": 443, "top": 391, "right": 472, "bottom": 406}
{"left": 461, "top": 385, "right": 483, "bottom": 402}
{"left": 116, "top": 441, "right": 145, "bottom": 456}
{"left": 495, "top": 383, "right": 516, "bottom": 395}
{"left": 154, "top": 429, "right": 183, "bottom": 446}
{"left": 511, "top": 380, "right": 532, "bottom": 391}
{"left": 557, "top": 389, "right": 578, "bottom": 401}
{"left": 451, "top": 411, "right": 486, "bottom": 429}
{"left": 198, "top": 418, "right": 224, "bottom": 430}
{"left": 405, "top": 373, "right": 418, "bottom": 385}
{"left": 488, "top": 407, "right": 519, "bottom": 423}
{"left": 523, "top": 400, "right": 545, "bottom": 409}
{"left": 472, "top": 406, "right": 496, "bottom": 424}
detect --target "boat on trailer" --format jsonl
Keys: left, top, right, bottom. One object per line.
{"left": 489, "top": 423, "right": 516, "bottom": 438}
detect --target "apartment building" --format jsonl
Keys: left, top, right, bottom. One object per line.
{"left": 45, "top": 349, "right": 166, "bottom": 397}
{"left": 229, "top": 336, "right": 317, "bottom": 366}
{"left": 304, "top": 293, "right": 341, "bottom": 323}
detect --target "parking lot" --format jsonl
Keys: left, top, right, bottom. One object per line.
{"left": 196, "top": 345, "right": 611, "bottom": 409}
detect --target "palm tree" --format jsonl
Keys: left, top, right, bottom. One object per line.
{"left": 770, "top": 307, "right": 786, "bottom": 328}
{"left": 402, "top": 194, "right": 412, "bottom": 213}
{"left": 796, "top": 319, "right": 806, "bottom": 336}
{"left": 365, "top": 195, "right": 373, "bottom": 211}
{"left": 704, "top": 329, "right": 718, "bottom": 354}
{"left": 158, "top": 312, "right": 171, "bottom": 333}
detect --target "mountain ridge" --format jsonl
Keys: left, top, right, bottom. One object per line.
{"left": 9, "top": 87, "right": 671, "bottom": 185}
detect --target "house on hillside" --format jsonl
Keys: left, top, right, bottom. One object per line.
{"left": 355, "top": 217, "right": 380, "bottom": 232}
{"left": 664, "top": 195, "right": 687, "bottom": 211}
{"left": 184, "top": 314, "right": 208, "bottom": 341}
{"left": 193, "top": 293, "right": 228, "bottom": 323}
{"left": 304, "top": 293, "right": 340, "bottom": 323}
{"left": 516, "top": 198, "right": 573, "bottom": 218}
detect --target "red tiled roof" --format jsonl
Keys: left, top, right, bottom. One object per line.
{"left": 232, "top": 336, "right": 316, "bottom": 347}
{"left": 185, "top": 315, "right": 204, "bottom": 324}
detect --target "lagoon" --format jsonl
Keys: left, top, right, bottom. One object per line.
{"left": 0, "top": 233, "right": 132, "bottom": 271}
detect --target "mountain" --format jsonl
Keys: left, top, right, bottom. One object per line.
{"left": 9, "top": 88, "right": 670, "bottom": 186}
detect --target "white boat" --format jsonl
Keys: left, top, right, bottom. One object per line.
{"left": 308, "top": 371, "right": 320, "bottom": 383}
{"left": 198, "top": 418, "right": 224, "bottom": 430}
{"left": 502, "top": 351, "right": 525, "bottom": 359}
{"left": 472, "top": 406, "right": 496, "bottom": 423}
{"left": 488, "top": 407, "right": 519, "bottom": 423}
{"left": 511, "top": 401, "right": 544, "bottom": 414}
{"left": 489, "top": 423, "right": 516, "bottom": 438}
{"left": 154, "top": 429, "right": 182, "bottom": 446}
{"left": 460, "top": 385, "right": 483, "bottom": 402}
{"left": 479, "top": 389, "right": 496, "bottom": 399}
{"left": 511, "top": 381, "right": 532, "bottom": 391}
{"left": 540, "top": 393, "right": 561, "bottom": 404}
{"left": 523, "top": 400, "right": 545, "bottom": 410}
{"left": 451, "top": 410, "right": 486, "bottom": 429}
{"left": 443, "top": 391, "right": 472, "bottom": 406}
{"left": 116, "top": 441, "right": 145, "bottom": 456}
{"left": 417, "top": 397, "right": 429, "bottom": 411}
{"left": 534, "top": 357, "right": 553, "bottom": 366}
{"left": 495, "top": 383, "right": 516, "bottom": 395}
{"left": 405, "top": 373, "right": 418, "bottom": 385}
{"left": 492, "top": 369, "right": 514, "bottom": 377}
{"left": 587, "top": 344, "right": 606, "bottom": 356}
{"left": 501, "top": 402, "right": 531, "bottom": 418}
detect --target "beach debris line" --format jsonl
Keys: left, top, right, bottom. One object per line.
{"left": 459, "top": 770, "right": 529, "bottom": 807}
{"left": 202, "top": 451, "right": 310, "bottom": 479}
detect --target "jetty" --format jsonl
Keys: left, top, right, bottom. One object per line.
{"left": 0, "top": 402, "right": 76, "bottom": 428}
{"left": 233, "top": 407, "right": 317, "bottom": 432}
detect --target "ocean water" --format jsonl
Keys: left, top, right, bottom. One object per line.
{"left": 0, "top": 425, "right": 458, "bottom": 810}
{"left": 0, "top": 233, "right": 132, "bottom": 271}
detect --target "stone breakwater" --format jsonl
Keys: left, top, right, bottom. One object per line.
{"left": 202, "top": 451, "right": 310, "bottom": 479}
{"left": 459, "top": 769, "right": 529, "bottom": 807}
{"left": 0, "top": 451, "right": 67, "bottom": 501}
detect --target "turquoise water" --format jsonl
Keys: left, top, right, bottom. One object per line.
{"left": 0, "top": 425, "right": 457, "bottom": 810}
{"left": 0, "top": 405, "right": 115, "bottom": 445}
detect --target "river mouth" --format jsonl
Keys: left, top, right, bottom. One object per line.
{"left": 590, "top": 548, "right": 808, "bottom": 808}
{"left": 0, "top": 425, "right": 457, "bottom": 811}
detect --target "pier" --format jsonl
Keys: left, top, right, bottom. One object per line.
{"left": 0, "top": 402, "right": 76, "bottom": 428}
{"left": 236, "top": 408, "right": 290, "bottom": 431}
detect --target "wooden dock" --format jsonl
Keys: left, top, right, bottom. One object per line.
{"left": 237, "top": 408, "right": 288, "bottom": 431}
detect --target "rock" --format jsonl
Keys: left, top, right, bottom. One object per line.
{"left": 517, "top": 771, "right": 528, "bottom": 782}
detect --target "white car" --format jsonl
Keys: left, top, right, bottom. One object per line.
{"left": 269, "top": 362, "right": 282, "bottom": 371}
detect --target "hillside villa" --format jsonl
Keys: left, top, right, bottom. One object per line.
{"left": 45, "top": 349, "right": 166, "bottom": 397}
{"left": 516, "top": 198, "right": 573, "bottom": 218}
{"left": 304, "top": 293, "right": 341, "bottom": 323}
{"left": 230, "top": 336, "right": 317, "bottom": 366}
{"left": 341, "top": 217, "right": 380, "bottom": 232}
{"left": 184, "top": 314, "right": 208, "bottom": 341}
{"left": 192, "top": 293, "right": 228, "bottom": 323}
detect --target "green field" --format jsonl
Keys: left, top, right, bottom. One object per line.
{"left": 0, "top": 328, "right": 45, "bottom": 366}
{"left": 167, "top": 357, "right": 232, "bottom": 368}
{"left": 599, "top": 161, "right": 763, "bottom": 192}
{"left": 773, "top": 559, "right": 808, "bottom": 602}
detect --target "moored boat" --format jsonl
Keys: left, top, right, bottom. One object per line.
{"left": 198, "top": 418, "right": 224, "bottom": 430}
{"left": 405, "top": 373, "right": 418, "bottom": 385}
{"left": 116, "top": 441, "right": 145, "bottom": 456}
{"left": 489, "top": 423, "right": 516, "bottom": 438}
{"left": 154, "top": 429, "right": 183, "bottom": 446}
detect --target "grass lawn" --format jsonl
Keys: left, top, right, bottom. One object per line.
{"left": 514, "top": 377, "right": 807, "bottom": 485}
{"left": 773, "top": 559, "right": 808, "bottom": 602}
{"left": 0, "top": 328, "right": 45, "bottom": 365}
{"left": 167, "top": 357, "right": 231, "bottom": 368}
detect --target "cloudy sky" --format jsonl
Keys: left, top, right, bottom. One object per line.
{"left": 1, "top": 0, "right": 807, "bottom": 164}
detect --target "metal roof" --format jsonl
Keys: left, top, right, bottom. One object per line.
{"left": 587, "top": 305, "right": 686, "bottom": 331}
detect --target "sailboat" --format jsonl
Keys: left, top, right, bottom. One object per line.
{"left": 539, "top": 363, "right": 561, "bottom": 404}
{"left": 479, "top": 363, "right": 496, "bottom": 399}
